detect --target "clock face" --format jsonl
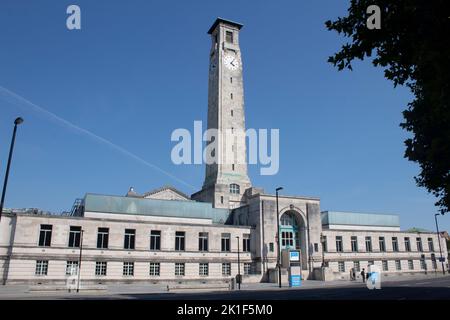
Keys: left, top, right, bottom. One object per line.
{"left": 223, "top": 54, "right": 239, "bottom": 71}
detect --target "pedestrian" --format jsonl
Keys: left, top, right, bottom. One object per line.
{"left": 349, "top": 268, "right": 354, "bottom": 281}
{"left": 352, "top": 268, "right": 356, "bottom": 281}
{"left": 360, "top": 268, "right": 365, "bottom": 283}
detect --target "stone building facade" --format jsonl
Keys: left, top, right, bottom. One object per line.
{"left": 0, "top": 18, "right": 447, "bottom": 285}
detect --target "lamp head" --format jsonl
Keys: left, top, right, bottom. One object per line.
{"left": 276, "top": 187, "right": 283, "bottom": 192}
{"left": 14, "top": 117, "right": 24, "bottom": 125}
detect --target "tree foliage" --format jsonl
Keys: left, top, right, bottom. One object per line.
{"left": 325, "top": 0, "right": 450, "bottom": 214}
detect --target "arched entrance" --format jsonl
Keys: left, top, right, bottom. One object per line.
{"left": 279, "top": 210, "right": 308, "bottom": 269}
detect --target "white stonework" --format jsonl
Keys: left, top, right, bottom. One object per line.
{"left": 192, "top": 18, "right": 251, "bottom": 209}
{"left": 0, "top": 18, "right": 448, "bottom": 286}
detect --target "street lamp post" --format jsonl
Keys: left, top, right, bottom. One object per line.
{"left": 320, "top": 233, "right": 325, "bottom": 267}
{"left": 434, "top": 213, "right": 446, "bottom": 275}
{"left": 276, "top": 187, "right": 283, "bottom": 288}
{"left": 76, "top": 229, "right": 84, "bottom": 293}
{"left": 236, "top": 236, "right": 241, "bottom": 290}
{"left": 0, "top": 117, "right": 24, "bottom": 221}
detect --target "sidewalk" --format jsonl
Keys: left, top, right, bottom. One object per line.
{"left": 0, "top": 272, "right": 449, "bottom": 299}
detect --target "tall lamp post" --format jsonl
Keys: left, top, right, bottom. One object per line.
{"left": 0, "top": 117, "right": 24, "bottom": 222}
{"left": 434, "top": 213, "right": 446, "bottom": 275}
{"left": 320, "top": 233, "right": 326, "bottom": 267}
{"left": 76, "top": 229, "right": 84, "bottom": 293}
{"left": 236, "top": 236, "right": 241, "bottom": 290}
{"left": 276, "top": 187, "right": 283, "bottom": 288}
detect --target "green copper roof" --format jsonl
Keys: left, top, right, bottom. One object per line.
{"left": 84, "top": 193, "right": 231, "bottom": 224}
{"left": 321, "top": 211, "right": 400, "bottom": 227}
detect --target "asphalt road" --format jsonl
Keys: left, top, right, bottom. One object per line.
{"left": 57, "top": 276, "right": 450, "bottom": 300}
{"left": 2, "top": 275, "right": 449, "bottom": 300}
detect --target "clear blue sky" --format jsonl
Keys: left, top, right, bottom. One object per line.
{"left": 0, "top": 0, "right": 447, "bottom": 232}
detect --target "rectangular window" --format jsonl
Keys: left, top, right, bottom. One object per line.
{"left": 244, "top": 263, "right": 252, "bottom": 275}
{"left": 230, "top": 77, "right": 233, "bottom": 83}
{"left": 68, "top": 226, "right": 82, "bottom": 248}
{"left": 408, "top": 260, "right": 414, "bottom": 270}
{"left": 225, "top": 31, "right": 233, "bottom": 43}
{"left": 175, "top": 263, "right": 185, "bottom": 276}
{"left": 149, "top": 262, "right": 160, "bottom": 276}
{"left": 150, "top": 230, "right": 161, "bottom": 251}
{"left": 420, "top": 259, "right": 426, "bottom": 270}
{"left": 243, "top": 234, "right": 251, "bottom": 252}
{"left": 428, "top": 238, "right": 434, "bottom": 252}
{"left": 231, "top": 110, "right": 234, "bottom": 117}
{"left": 353, "top": 261, "right": 360, "bottom": 272}
{"left": 95, "top": 261, "right": 107, "bottom": 276}
{"left": 123, "top": 262, "right": 134, "bottom": 276}
{"left": 338, "top": 261, "right": 345, "bottom": 272}
{"left": 199, "top": 232, "right": 208, "bottom": 251}
{"left": 379, "top": 237, "right": 386, "bottom": 252}
{"left": 395, "top": 260, "right": 401, "bottom": 271}
{"left": 199, "top": 263, "right": 209, "bottom": 276}
{"left": 222, "top": 263, "right": 231, "bottom": 276}
{"left": 416, "top": 237, "right": 423, "bottom": 252}
{"left": 404, "top": 237, "right": 410, "bottom": 252}
{"left": 335, "top": 236, "right": 343, "bottom": 252}
{"left": 35, "top": 260, "right": 48, "bottom": 276}
{"left": 351, "top": 236, "right": 358, "bottom": 252}
{"left": 314, "top": 243, "right": 319, "bottom": 252}
{"left": 38, "top": 224, "right": 52, "bottom": 247}
{"left": 97, "top": 227, "right": 109, "bottom": 249}
{"left": 175, "top": 231, "right": 185, "bottom": 251}
{"left": 124, "top": 229, "right": 136, "bottom": 250}
{"left": 322, "top": 236, "right": 327, "bottom": 252}
{"left": 392, "top": 237, "right": 399, "bottom": 252}
{"left": 230, "top": 93, "right": 233, "bottom": 99}
{"left": 382, "top": 260, "right": 388, "bottom": 271}
{"left": 431, "top": 254, "right": 437, "bottom": 269}
{"left": 365, "top": 237, "right": 372, "bottom": 252}
{"left": 269, "top": 242, "right": 274, "bottom": 252}
{"left": 66, "top": 261, "right": 79, "bottom": 276}
{"left": 221, "top": 233, "right": 231, "bottom": 252}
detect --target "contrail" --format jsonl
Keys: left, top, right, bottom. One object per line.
{"left": 0, "top": 85, "right": 197, "bottom": 191}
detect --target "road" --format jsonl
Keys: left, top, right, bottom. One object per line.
{"left": 112, "top": 276, "right": 450, "bottom": 300}
{"left": 4, "top": 275, "right": 449, "bottom": 300}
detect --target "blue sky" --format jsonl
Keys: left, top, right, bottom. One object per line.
{"left": 0, "top": 0, "right": 447, "bottom": 232}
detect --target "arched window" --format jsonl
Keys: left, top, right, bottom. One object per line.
{"left": 229, "top": 183, "right": 240, "bottom": 194}
{"left": 280, "top": 212, "right": 297, "bottom": 226}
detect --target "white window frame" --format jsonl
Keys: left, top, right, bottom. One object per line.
{"left": 222, "top": 263, "right": 231, "bottom": 276}
{"left": 123, "top": 262, "right": 134, "bottom": 276}
{"left": 175, "top": 263, "right": 185, "bottom": 276}
{"left": 35, "top": 260, "right": 48, "bottom": 276}
{"left": 66, "top": 261, "right": 79, "bottom": 276}
{"left": 149, "top": 262, "right": 160, "bottom": 276}
{"left": 95, "top": 261, "right": 107, "bottom": 276}
{"left": 199, "top": 263, "right": 209, "bottom": 276}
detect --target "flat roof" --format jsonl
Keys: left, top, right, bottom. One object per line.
{"left": 84, "top": 193, "right": 231, "bottom": 224}
{"left": 321, "top": 211, "right": 400, "bottom": 227}
{"left": 207, "top": 17, "right": 243, "bottom": 34}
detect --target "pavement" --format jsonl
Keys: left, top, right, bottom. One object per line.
{"left": 1, "top": 273, "right": 450, "bottom": 300}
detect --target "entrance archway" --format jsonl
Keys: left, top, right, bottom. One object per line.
{"left": 279, "top": 210, "right": 308, "bottom": 269}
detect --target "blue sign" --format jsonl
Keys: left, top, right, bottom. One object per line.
{"left": 290, "top": 275, "right": 302, "bottom": 287}
{"left": 289, "top": 251, "right": 300, "bottom": 261}
{"left": 438, "top": 257, "right": 446, "bottom": 262}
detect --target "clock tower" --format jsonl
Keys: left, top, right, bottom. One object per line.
{"left": 191, "top": 18, "right": 252, "bottom": 209}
